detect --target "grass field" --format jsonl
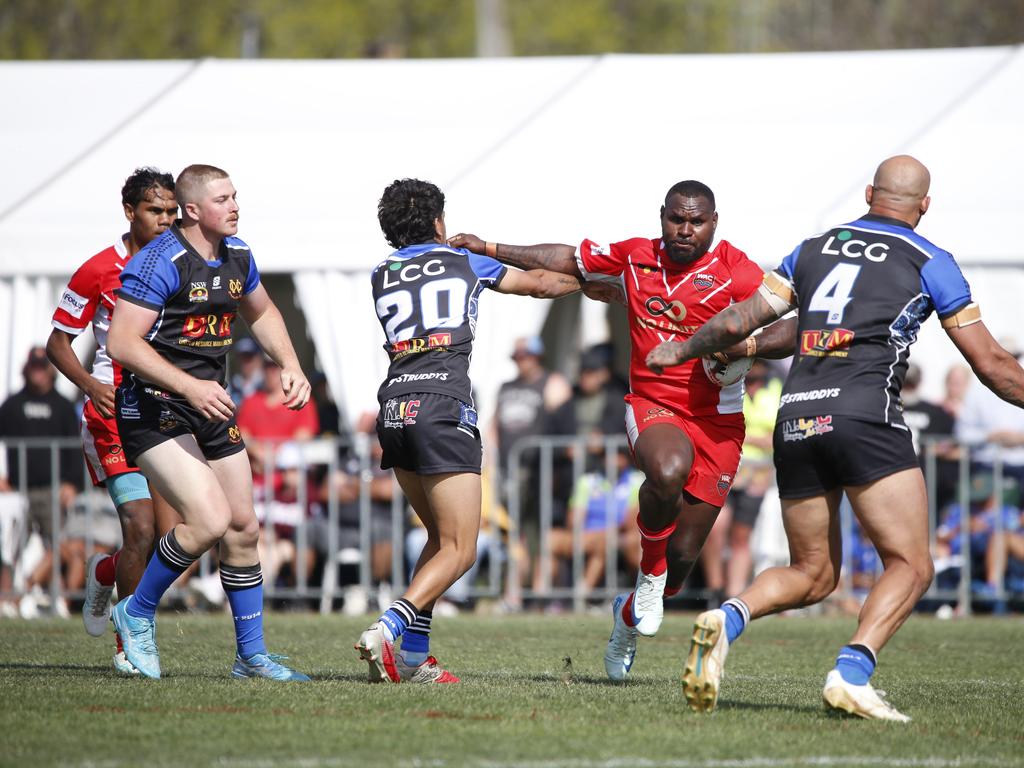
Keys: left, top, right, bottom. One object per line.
{"left": 2, "top": 610, "right": 1022, "bottom": 767}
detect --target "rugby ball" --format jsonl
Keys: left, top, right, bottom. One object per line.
{"left": 702, "top": 354, "right": 754, "bottom": 387}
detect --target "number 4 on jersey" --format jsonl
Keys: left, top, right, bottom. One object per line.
{"left": 808, "top": 263, "right": 861, "bottom": 325}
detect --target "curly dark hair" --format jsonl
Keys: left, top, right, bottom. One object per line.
{"left": 378, "top": 178, "right": 445, "bottom": 249}
{"left": 121, "top": 167, "right": 175, "bottom": 208}
{"left": 665, "top": 179, "right": 715, "bottom": 210}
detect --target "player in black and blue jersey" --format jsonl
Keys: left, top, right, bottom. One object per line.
{"left": 354, "top": 178, "right": 586, "bottom": 683}
{"left": 647, "top": 155, "right": 1024, "bottom": 720}
{"left": 107, "top": 164, "right": 311, "bottom": 681}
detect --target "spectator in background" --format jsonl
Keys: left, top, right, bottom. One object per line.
{"left": 227, "top": 336, "right": 264, "bottom": 406}
{"left": 955, "top": 340, "right": 1024, "bottom": 490}
{"left": 901, "top": 363, "right": 960, "bottom": 515}
{"left": 701, "top": 359, "right": 782, "bottom": 604}
{"left": 0, "top": 347, "right": 83, "bottom": 617}
{"left": 256, "top": 441, "right": 317, "bottom": 589}
{"left": 311, "top": 371, "right": 341, "bottom": 437}
{"left": 942, "top": 363, "right": 972, "bottom": 420}
{"left": 237, "top": 356, "right": 320, "bottom": 494}
{"left": 493, "top": 336, "right": 571, "bottom": 603}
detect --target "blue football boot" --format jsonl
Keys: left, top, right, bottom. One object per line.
{"left": 111, "top": 595, "right": 161, "bottom": 679}
{"left": 232, "top": 652, "right": 311, "bottom": 681}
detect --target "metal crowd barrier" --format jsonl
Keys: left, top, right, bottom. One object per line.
{"left": 0, "top": 434, "right": 1020, "bottom": 615}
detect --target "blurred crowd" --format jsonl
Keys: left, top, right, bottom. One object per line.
{"left": 2, "top": 336, "right": 1023, "bottom": 619}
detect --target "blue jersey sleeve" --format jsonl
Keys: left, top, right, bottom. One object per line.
{"left": 244, "top": 252, "right": 260, "bottom": 295}
{"left": 117, "top": 247, "right": 180, "bottom": 310}
{"left": 467, "top": 252, "right": 507, "bottom": 286}
{"left": 777, "top": 243, "right": 802, "bottom": 281}
{"left": 920, "top": 250, "right": 972, "bottom": 318}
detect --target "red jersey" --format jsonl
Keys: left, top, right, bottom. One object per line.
{"left": 236, "top": 390, "right": 320, "bottom": 444}
{"left": 577, "top": 237, "right": 764, "bottom": 416}
{"left": 51, "top": 238, "right": 130, "bottom": 387}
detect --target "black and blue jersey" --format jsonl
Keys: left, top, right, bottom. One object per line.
{"left": 772, "top": 213, "right": 971, "bottom": 427}
{"left": 372, "top": 243, "right": 506, "bottom": 404}
{"left": 116, "top": 223, "right": 260, "bottom": 393}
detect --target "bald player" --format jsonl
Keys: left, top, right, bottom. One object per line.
{"left": 648, "top": 155, "right": 1024, "bottom": 721}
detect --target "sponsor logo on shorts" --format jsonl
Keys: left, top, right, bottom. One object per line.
{"left": 383, "top": 398, "right": 420, "bottom": 428}
{"left": 643, "top": 406, "right": 675, "bottom": 423}
{"left": 780, "top": 387, "right": 841, "bottom": 406}
{"left": 158, "top": 410, "right": 177, "bottom": 433}
{"left": 58, "top": 287, "right": 89, "bottom": 319}
{"left": 717, "top": 473, "right": 733, "bottom": 495}
{"left": 458, "top": 402, "right": 478, "bottom": 437}
{"left": 103, "top": 453, "right": 125, "bottom": 466}
{"left": 693, "top": 273, "right": 715, "bottom": 291}
{"left": 108, "top": 444, "right": 122, "bottom": 455}
{"left": 782, "top": 415, "right": 834, "bottom": 442}
{"left": 228, "top": 278, "right": 243, "bottom": 299}
{"left": 386, "top": 371, "right": 449, "bottom": 388}
{"left": 119, "top": 388, "right": 140, "bottom": 420}
{"left": 189, "top": 282, "right": 208, "bottom": 303}
{"left": 800, "top": 328, "right": 855, "bottom": 358}
{"left": 390, "top": 332, "right": 452, "bottom": 359}
{"left": 228, "top": 425, "right": 242, "bottom": 444}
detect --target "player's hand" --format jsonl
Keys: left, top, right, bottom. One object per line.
{"left": 184, "top": 379, "right": 235, "bottom": 422}
{"left": 582, "top": 280, "right": 626, "bottom": 305}
{"left": 87, "top": 381, "right": 117, "bottom": 419}
{"left": 280, "top": 367, "right": 311, "bottom": 410}
{"left": 646, "top": 341, "right": 686, "bottom": 375}
{"left": 447, "top": 233, "right": 486, "bottom": 254}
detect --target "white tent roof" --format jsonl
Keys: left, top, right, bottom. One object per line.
{"left": 1, "top": 47, "right": 1022, "bottom": 275}
{"left": 0, "top": 48, "right": 1021, "bottom": 414}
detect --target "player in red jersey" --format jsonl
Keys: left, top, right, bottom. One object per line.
{"left": 449, "top": 181, "right": 794, "bottom": 680}
{"left": 46, "top": 168, "right": 181, "bottom": 673}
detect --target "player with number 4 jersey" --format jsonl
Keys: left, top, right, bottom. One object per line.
{"left": 648, "top": 155, "right": 1024, "bottom": 721}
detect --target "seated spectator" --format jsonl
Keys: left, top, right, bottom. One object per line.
{"left": 541, "top": 445, "right": 641, "bottom": 599}
{"left": 934, "top": 475, "right": 1020, "bottom": 604}
{"left": 227, "top": 336, "right": 264, "bottom": 406}
{"left": 255, "top": 442, "right": 318, "bottom": 589}
{"left": 902, "top": 363, "right": 960, "bottom": 515}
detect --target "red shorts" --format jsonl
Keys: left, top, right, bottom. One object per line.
{"left": 624, "top": 393, "right": 744, "bottom": 506}
{"left": 81, "top": 398, "right": 140, "bottom": 486}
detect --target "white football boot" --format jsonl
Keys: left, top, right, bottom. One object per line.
{"left": 632, "top": 570, "right": 667, "bottom": 637}
{"left": 604, "top": 593, "right": 638, "bottom": 681}
{"left": 822, "top": 670, "right": 911, "bottom": 722}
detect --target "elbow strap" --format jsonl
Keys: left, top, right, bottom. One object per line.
{"left": 940, "top": 302, "right": 981, "bottom": 329}
{"left": 758, "top": 275, "right": 795, "bottom": 318}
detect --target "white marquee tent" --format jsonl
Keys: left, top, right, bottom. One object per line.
{"left": 1, "top": 45, "right": 1022, "bottom": 421}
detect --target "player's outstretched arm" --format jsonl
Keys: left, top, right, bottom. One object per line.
{"left": 108, "top": 301, "right": 236, "bottom": 422}
{"left": 46, "top": 328, "right": 116, "bottom": 418}
{"left": 493, "top": 268, "right": 582, "bottom": 299}
{"left": 239, "top": 283, "right": 311, "bottom": 410}
{"left": 448, "top": 233, "right": 582, "bottom": 278}
{"left": 646, "top": 292, "right": 779, "bottom": 375}
{"left": 946, "top": 319, "right": 1024, "bottom": 408}
{"left": 724, "top": 316, "right": 799, "bottom": 361}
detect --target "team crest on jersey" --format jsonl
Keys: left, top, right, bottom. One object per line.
{"left": 228, "top": 278, "right": 243, "bottom": 299}
{"left": 781, "top": 416, "right": 834, "bottom": 442}
{"left": 228, "top": 425, "right": 242, "bottom": 444}
{"left": 800, "top": 329, "right": 855, "bottom": 358}
{"left": 692, "top": 273, "right": 715, "bottom": 291}
{"left": 717, "top": 473, "right": 733, "bottom": 495}
{"left": 189, "top": 282, "right": 208, "bottom": 303}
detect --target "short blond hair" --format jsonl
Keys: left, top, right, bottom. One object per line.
{"left": 175, "top": 164, "right": 229, "bottom": 206}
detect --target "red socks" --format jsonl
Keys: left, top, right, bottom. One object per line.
{"left": 95, "top": 550, "right": 120, "bottom": 587}
{"left": 637, "top": 520, "right": 675, "bottom": 576}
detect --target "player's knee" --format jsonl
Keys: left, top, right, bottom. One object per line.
{"left": 120, "top": 508, "right": 156, "bottom": 554}
{"left": 644, "top": 457, "right": 689, "bottom": 499}
{"left": 457, "top": 541, "right": 478, "bottom": 576}
{"left": 910, "top": 555, "right": 934, "bottom": 595}
{"left": 229, "top": 515, "right": 261, "bottom": 549}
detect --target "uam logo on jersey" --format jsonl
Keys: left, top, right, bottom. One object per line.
{"left": 189, "top": 282, "right": 208, "bottom": 303}
{"left": 800, "top": 328, "right": 855, "bottom": 357}
{"left": 58, "top": 287, "right": 89, "bottom": 318}
{"left": 692, "top": 273, "right": 716, "bottom": 291}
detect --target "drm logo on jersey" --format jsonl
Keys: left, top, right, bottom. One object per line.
{"left": 58, "top": 287, "right": 89, "bottom": 319}
{"left": 782, "top": 416, "right": 834, "bottom": 442}
{"left": 780, "top": 387, "right": 841, "bottom": 406}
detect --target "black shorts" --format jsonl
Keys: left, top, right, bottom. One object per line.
{"left": 773, "top": 414, "right": 919, "bottom": 499}
{"left": 377, "top": 392, "right": 482, "bottom": 475}
{"left": 115, "top": 384, "right": 246, "bottom": 465}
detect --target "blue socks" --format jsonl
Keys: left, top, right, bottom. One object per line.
{"left": 721, "top": 598, "right": 750, "bottom": 644}
{"left": 400, "top": 610, "right": 432, "bottom": 666}
{"left": 378, "top": 598, "right": 418, "bottom": 643}
{"left": 126, "top": 528, "right": 197, "bottom": 619}
{"left": 221, "top": 563, "right": 267, "bottom": 659}
{"left": 834, "top": 644, "right": 877, "bottom": 685}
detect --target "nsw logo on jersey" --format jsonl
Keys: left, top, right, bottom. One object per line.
{"left": 800, "top": 328, "right": 855, "bottom": 357}
{"left": 189, "top": 282, "right": 208, "bottom": 303}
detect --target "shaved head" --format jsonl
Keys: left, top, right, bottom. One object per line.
{"left": 866, "top": 155, "right": 931, "bottom": 227}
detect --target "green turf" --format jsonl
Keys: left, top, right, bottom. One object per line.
{"left": 1, "top": 610, "right": 1022, "bottom": 767}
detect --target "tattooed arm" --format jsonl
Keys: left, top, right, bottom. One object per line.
{"left": 714, "top": 316, "right": 799, "bottom": 361}
{"left": 448, "top": 233, "right": 581, "bottom": 277}
{"left": 646, "top": 292, "right": 781, "bottom": 375}
{"left": 494, "top": 267, "right": 582, "bottom": 299}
